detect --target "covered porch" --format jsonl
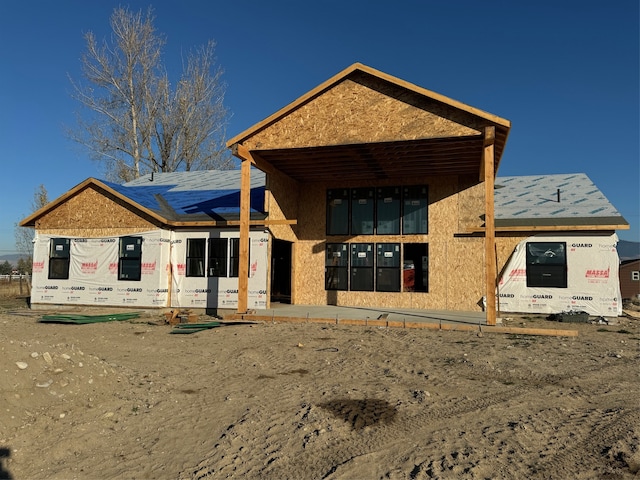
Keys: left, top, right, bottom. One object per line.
{"left": 227, "top": 64, "right": 511, "bottom": 325}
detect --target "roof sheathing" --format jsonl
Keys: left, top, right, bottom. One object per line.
{"left": 494, "top": 173, "right": 629, "bottom": 228}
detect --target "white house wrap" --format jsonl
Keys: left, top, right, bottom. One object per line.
{"left": 170, "top": 230, "right": 269, "bottom": 310}
{"left": 30, "top": 229, "right": 269, "bottom": 310}
{"left": 497, "top": 234, "right": 622, "bottom": 316}
{"left": 31, "top": 231, "right": 171, "bottom": 308}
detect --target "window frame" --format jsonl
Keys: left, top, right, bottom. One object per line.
{"left": 525, "top": 242, "right": 567, "bottom": 288}
{"left": 185, "top": 238, "right": 206, "bottom": 277}
{"left": 208, "top": 238, "right": 228, "bottom": 277}
{"left": 229, "top": 238, "right": 241, "bottom": 278}
{"left": 351, "top": 187, "right": 375, "bottom": 235}
{"left": 326, "top": 188, "right": 350, "bottom": 235}
{"left": 376, "top": 187, "right": 401, "bottom": 235}
{"left": 48, "top": 238, "right": 71, "bottom": 280}
{"left": 325, "top": 243, "right": 349, "bottom": 290}
{"left": 402, "top": 185, "right": 429, "bottom": 234}
{"left": 118, "top": 236, "right": 143, "bottom": 281}
{"left": 350, "top": 243, "right": 374, "bottom": 291}
{"left": 376, "top": 243, "right": 401, "bottom": 292}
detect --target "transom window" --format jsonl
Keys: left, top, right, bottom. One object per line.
{"left": 326, "top": 186, "right": 428, "bottom": 235}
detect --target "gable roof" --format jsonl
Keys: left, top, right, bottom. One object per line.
{"left": 20, "top": 170, "right": 266, "bottom": 228}
{"left": 494, "top": 173, "right": 629, "bottom": 230}
{"left": 22, "top": 169, "right": 626, "bottom": 233}
{"left": 227, "top": 63, "right": 511, "bottom": 183}
{"left": 228, "top": 62, "right": 511, "bottom": 147}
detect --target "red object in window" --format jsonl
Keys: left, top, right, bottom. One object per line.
{"left": 403, "top": 267, "right": 415, "bottom": 291}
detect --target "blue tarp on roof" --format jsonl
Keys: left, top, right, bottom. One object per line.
{"left": 104, "top": 169, "right": 266, "bottom": 221}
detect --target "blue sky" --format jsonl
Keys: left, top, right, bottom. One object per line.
{"left": 1, "top": 0, "right": 638, "bottom": 255}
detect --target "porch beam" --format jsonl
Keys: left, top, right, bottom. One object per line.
{"left": 232, "top": 143, "right": 278, "bottom": 175}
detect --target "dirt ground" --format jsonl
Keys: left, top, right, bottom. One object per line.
{"left": 1, "top": 296, "right": 639, "bottom": 480}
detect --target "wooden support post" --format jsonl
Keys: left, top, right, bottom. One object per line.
{"left": 483, "top": 126, "right": 497, "bottom": 326}
{"left": 166, "top": 241, "right": 172, "bottom": 309}
{"left": 237, "top": 156, "right": 251, "bottom": 314}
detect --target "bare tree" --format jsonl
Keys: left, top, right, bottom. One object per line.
{"left": 14, "top": 184, "right": 49, "bottom": 273}
{"left": 68, "top": 7, "right": 232, "bottom": 182}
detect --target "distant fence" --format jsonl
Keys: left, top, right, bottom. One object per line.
{"left": 0, "top": 274, "right": 31, "bottom": 282}
{"left": 0, "top": 274, "right": 31, "bottom": 296}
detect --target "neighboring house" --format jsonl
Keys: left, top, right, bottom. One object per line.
{"left": 619, "top": 259, "right": 640, "bottom": 300}
{"left": 21, "top": 63, "right": 629, "bottom": 320}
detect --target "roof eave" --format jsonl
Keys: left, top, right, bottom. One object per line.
{"left": 19, "top": 178, "right": 170, "bottom": 228}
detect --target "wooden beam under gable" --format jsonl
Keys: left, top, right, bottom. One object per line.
{"left": 231, "top": 143, "right": 278, "bottom": 175}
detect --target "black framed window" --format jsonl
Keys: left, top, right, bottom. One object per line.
{"left": 351, "top": 188, "right": 374, "bottom": 235}
{"left": 323, "top": 242, "right": 428, "bottom": 293}
{"left": 327, "top": 186, "right": 428, "bottom": 236}
{"left": 350, "top": 243, "right": 374, "bottom": 291}
{"left": 118, "top": 236, "right": 142, "bottom": 281}
{"left": 526, "top": 242, "right": 567, "bottom": 288}
{"left": 208, "top": 238, "right": 228, "bottom": 277}
{"left": 376, "top": 187, "right": 401, "bottom": 235}
{"left": 326, "top": 189, "right": 349, "bottom": 235}
{"left": 186, "top": 238, "right": 206, "bottom": 277}
{"left": 325, "top": 243, "right": 349, "bottom": 290}
{"left": 402, "top": 186, "right": 428, "bottom": 234}
{"left": 229, "top": 238, "right": 248, "bottom": 278}
{"left": 376, "top": 243, "right": 400, "bottom": 292}
{"left": 48, "top": 238, "right": 70, "bottom": 280}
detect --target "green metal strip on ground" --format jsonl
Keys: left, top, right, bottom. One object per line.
{"left": 173, "top": 322, "right": 221, "bottom": 329}
{"left": 169, "top": 328, "right": 208, "bottom": 334}
{"left": 39, "top": 312, "right": 140, "bottom": 324}
{"left": 170, "top": 321, "right": 221, "bottom": 334}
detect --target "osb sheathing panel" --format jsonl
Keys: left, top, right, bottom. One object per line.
{"left": 444, "top": 238, "right": 485, "bottom": 310}
{"left": 457, "top": 176, "right": 485, "bottom": 232}
{"left": 243, "top": 78, "right": 480, "bottom": 151}
{"left": 266, "top": 173, "right": 300, "bottom": 242}
{"left": 34, "top": 186, "right": 156, "bottom": 237}
{"left": 290, "top": 175, "right": 486, "bottom": 311}
{"left": 293, "top": 238, "right": 327, "bottom": 305}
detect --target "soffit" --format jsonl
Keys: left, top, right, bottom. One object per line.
{"left": 251, "top": 134, "right": 499, "bottom": 183}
